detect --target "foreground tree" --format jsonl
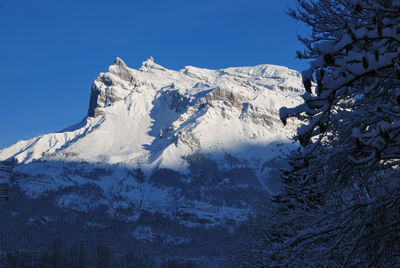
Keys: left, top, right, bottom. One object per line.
{"left": 242, "top": 0, "right": 400, "bottom": 266}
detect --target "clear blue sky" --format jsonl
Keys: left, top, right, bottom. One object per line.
{"left": 0, "top": 0, "right": 309, "bottom": 149}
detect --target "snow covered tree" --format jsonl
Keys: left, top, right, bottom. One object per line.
{"left": 241, "top": 0, "right": 400, "bottom": 266}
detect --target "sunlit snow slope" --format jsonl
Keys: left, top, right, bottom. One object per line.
{"left": 0, "top": 57, "right": 303, "bottom": 171}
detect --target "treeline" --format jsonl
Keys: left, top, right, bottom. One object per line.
{"left": 0, "top": 240, "right": 197, "bottom": 268}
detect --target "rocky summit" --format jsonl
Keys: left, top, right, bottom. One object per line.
{"left": 0, "top": 57, "right": 304, "bottom": 264}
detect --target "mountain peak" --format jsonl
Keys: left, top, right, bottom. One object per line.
{"left": 140, "top": 56, "right": 167, "bottom": 72}
{"left": 113, "top": 57, "right": 127, "bottom": 68}
{"left": 141, "top": 56, "right": 155, "bottom": 66}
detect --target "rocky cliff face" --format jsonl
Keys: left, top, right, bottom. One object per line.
{"left": 0, "top": 57, "right": 304, "bottom": 263}
{"left": 88, "top": 57, "right": 137, "bottom": 117}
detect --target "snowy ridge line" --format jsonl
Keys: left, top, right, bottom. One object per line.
{"left": 0, "top": 57, "right": 304, "bottom": 173}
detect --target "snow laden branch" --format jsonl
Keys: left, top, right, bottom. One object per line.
{"left": 281, "top": 0, "right": 400, "bottom": 167}
{"left": 239, "top": 1, "right": 400, "bottom": 267}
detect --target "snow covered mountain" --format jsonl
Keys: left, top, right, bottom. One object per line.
{"left": 0, "top": 57, "right": 303, "bottom": 263}
{"left": 0, "top": 57, "right": 302, "bottom": 169}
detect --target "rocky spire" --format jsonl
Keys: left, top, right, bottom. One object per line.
{"left": 114, "top": 57, "right": 127, "bottom": 68}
